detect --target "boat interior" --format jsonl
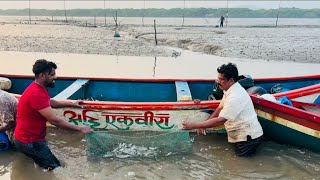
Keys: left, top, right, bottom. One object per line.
{"left": 291, "top": 93, "right": 320, "bottom": 114}
{"left": 1, "top": 75, "right": 320, "bottom": 105}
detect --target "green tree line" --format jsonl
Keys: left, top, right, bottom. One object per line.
{"left": 0, "top": 8, "right": 319, "bottom": 18}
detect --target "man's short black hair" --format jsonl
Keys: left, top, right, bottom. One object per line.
{"left": 32, "top": 59, "right": 57, "bottom": 78}
{"left": 217, "top": 63, "right": 239, "bottom": 82}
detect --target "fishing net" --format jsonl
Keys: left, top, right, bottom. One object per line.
{"left": 85, "top": 130, "right": 192, "bottom": 159}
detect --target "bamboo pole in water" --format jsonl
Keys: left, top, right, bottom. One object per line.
{"left": 153, "top": 57, "right": 157, "bottom": 77}
{"left": 142, "top": 0, "right": 145, "bottom": 26}
{"left": 64, "top": 0, "right": 68, "bottom": 23}
{"left": 182, "top": 0, "right": 185, "bottom": 26}
{"left": 154, "top": 20, "right": 158, "bottom": 45}
{"left": 113, "top": 11, "right": 118, "bottom": 27}
{"left": 28, "top": 0, "right": 31, "bottom": 24}
{"left": 104, "top": 0, "right": 106, "bottom": 26}
{"left": 226, "top": 0, "right": 229, "bottom": 27}
{"left": 276, "top": 0, "right": 281, "bottom": 27}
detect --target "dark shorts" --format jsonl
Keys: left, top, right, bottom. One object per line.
{"left": 234, "top": 135, "right": 263, "bottom": 157}
{"left": 14, "top": 139, "right": 61, "bottom": 170}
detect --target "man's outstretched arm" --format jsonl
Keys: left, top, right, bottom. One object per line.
{"left": 39, "top": 107, "right": 92, "bottom": 133}
{"left": 50, "top": 99, "right": 82, "bottom": 109}
{"left": 182, "top": 116, "right": 226, "bottom": 130}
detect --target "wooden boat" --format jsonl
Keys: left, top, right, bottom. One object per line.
{"left": 1, "top": 73, "right": 320, "bottom": 151}
{"left": 252, "top": 83, "right": 320, "bottom": 152}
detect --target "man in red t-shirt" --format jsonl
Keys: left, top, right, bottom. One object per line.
{"left": 14, "top": 59, "right": 93, "bottom": 170}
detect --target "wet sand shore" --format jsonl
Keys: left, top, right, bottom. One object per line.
{"left": 0, "top": 16, "right": 319, "bottom": 64}
{"left": 130, "top": 26, "right": 320, "bottom": 63}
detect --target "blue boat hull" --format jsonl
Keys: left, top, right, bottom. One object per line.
{"left": 6, "top": 75, "right": 320, "bottom": 102}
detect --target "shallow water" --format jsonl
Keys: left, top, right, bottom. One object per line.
{"left": 1, "top": 128, "right": 320, "bottom": 180}
{"left": 0, "top": 50, "right": 319, "bottom": 179}
{"left": 2, "top": 16, "right": 320, "bottom": 27}
{"left": 0, "top": 50, "right": 319, "bottom": 79}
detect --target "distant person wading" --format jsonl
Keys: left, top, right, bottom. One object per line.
{"left": 219, "top": 15, "right": 225, "bottom": 27}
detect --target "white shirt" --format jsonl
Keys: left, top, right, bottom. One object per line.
{"left": 219, "top": 82, "right": 263, "bottom": 143}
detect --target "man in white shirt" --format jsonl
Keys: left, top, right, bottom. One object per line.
{"left": 183, "top": 63, "right": 263, "bottom": 157}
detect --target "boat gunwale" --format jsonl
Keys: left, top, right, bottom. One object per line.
{"left": 12, "top": 93, "right": 221, "bottom": 110}
{"left": 4, "top": 73, "right": 320, "bottom": 113}
{"left": 273, "top": 83, "right": 320, "bottom": 99}
{"left": 251, "top": 94, "right": 320, "bottom": 126}
{"left": 1, "top": 73, "right": 320, "bottom": 83}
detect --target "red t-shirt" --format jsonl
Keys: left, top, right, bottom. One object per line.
{"left": 14, "top": 82, "right": 51, "bottom": 143}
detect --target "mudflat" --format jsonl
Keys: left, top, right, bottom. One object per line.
{"left": 0, "top": 16, "right": 319, "bottom": 64}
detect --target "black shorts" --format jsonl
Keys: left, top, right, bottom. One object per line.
{"left": 234, "top": 135, "right": 263, "bottom": 157}
{"left": 14, "top": 139, "right": 61, "bottom": 170}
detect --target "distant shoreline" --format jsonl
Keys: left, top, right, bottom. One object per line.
{"left": 0, "top": 7, "right": 319, "bottom": 18}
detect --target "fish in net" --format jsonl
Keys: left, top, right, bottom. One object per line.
{"left": 85, "top": 130, "right": 193, "bottom": 159}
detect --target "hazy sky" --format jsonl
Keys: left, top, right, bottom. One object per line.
{"left": 0, "top": 1, "right": 319, "bottom": 10}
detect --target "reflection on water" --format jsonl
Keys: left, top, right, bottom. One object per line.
{"left": 153, "top": 57, "right": 157, "bottom": 78}
{"left": 1, "top": 128, "right": 319, "bottom": 180}
{"left": 0, "top": 50, "right": 319, "bottom": 79}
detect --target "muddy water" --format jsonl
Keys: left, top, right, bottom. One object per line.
{"left": 0, "top": 50, "right": 319, "bottom": 79}
{"left": 1, "top": 128, "right": 319, "bottom": 180}
{"left": 0, "top": 51, "right": 319, "bottom": 179}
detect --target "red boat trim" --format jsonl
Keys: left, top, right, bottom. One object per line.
{"left": 273, "top": 84, "right": 320, "bottom": 99}
{"left": 255, "top": 104, "right": 320, "bottom": 131}
{"left": 12, "top": 93, "right": 220, "bottom": 110}
{"left": 252, "top": 96, "right": 320, "bottom": 130}
{"left": 291, "top": 100, "right": 320, "bottom": 107}
{"left": 1, "top": 73, "right": 320, "bottom": 83}
{"left": 253, "top": 74, "right": 320, "bottom": 82}
{"left": 82, "top": 101, "right": 221, "bottom": 110}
